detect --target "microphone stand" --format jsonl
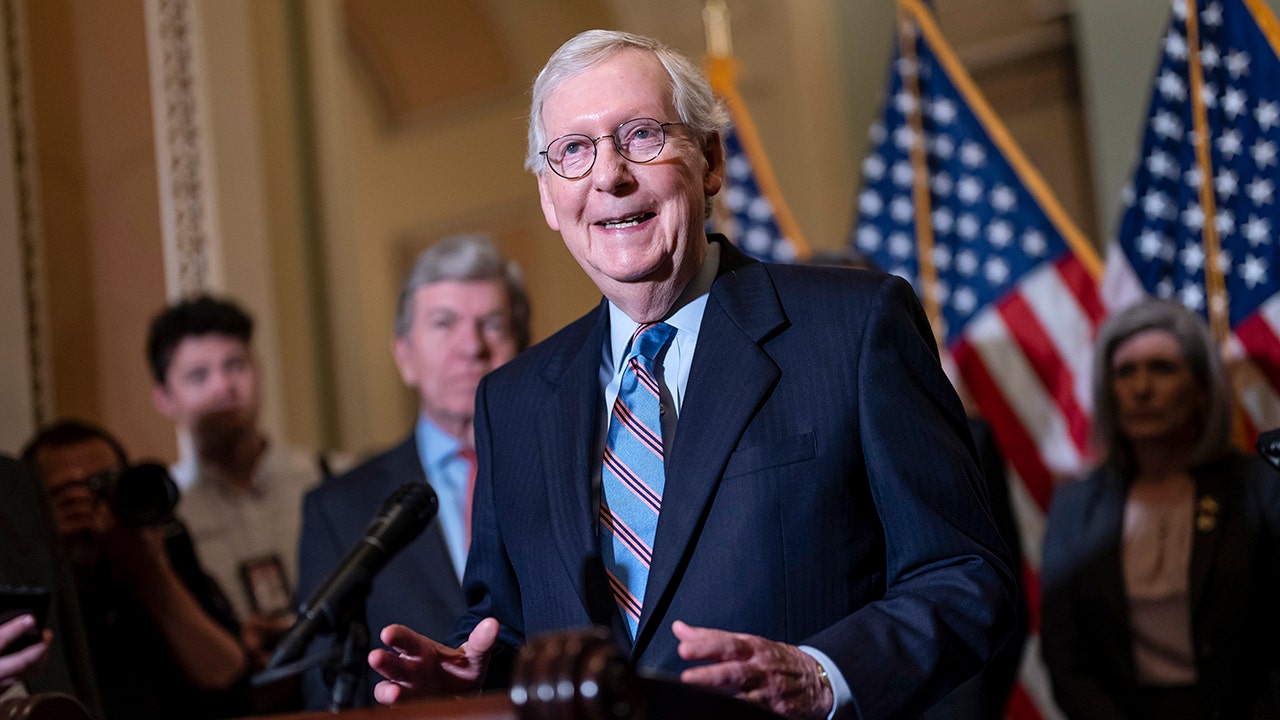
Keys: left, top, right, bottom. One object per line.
{"left": 326, "top": 583, "right": 370, "bottom": 712}
{"left": 252, "top": 580, "right": 373, "bottom": 712}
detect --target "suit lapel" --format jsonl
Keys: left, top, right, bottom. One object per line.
{"left": 384, "top": 438, "right": 465, "bottom": 611}
{"left": 634, "top": 244, "right": 785, "bottom": 654}
{"left": 1189, "top": 461, "right": 1227, "bottom": 610}
{"left": 536, "top": 304, "right": 612, "bottom": 631}
{"left": 1091, "top": 469, "right": 1131, "bottom": 638}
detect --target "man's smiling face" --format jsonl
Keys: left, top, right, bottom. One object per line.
{"left": 535, "top": 49, "right": 723, "bottom": 311}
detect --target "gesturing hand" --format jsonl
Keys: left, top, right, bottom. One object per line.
{"left": 369, "top": 617, "right": 500, "bottom": 705}
{"left": 674, "top": 620, "right": 834, "bottom": 720}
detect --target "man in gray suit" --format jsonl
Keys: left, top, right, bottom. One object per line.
{"left": 295, "top": 235, "right": 528, "bottom": 709}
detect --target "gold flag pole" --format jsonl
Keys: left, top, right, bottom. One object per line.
{"left": 702, "top": 0, "right": 811, "bottom": 258}
{"left": 1184, "top": 0, "right": 1231, "bottom": 348}
{"left": 896, "top": 1, "right": 942, "bottom": 334}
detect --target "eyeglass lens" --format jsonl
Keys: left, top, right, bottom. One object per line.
{"left": 546, "top": 118, "right": 669, "bottom": 178}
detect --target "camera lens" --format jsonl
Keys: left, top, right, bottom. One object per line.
{"left": 111, "top": 462, "right": 179, "bottom": 527}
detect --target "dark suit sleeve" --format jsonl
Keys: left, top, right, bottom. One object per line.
{"left": 1038, "top": 481, "right": 1129, "bottom": 720}
{"left": 805, "top": 276, "right": 1016, "bottom": 718}
{"left": 1247, "top": 463, "right": 1280, "bottom": 717}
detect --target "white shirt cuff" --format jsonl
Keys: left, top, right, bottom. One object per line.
{"left": 799, "top": 645, "right": 850, "bottom": 720}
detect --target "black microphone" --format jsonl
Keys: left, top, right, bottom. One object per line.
{"left": 1258, "top": 427, "right": 1280, "bottom": 472}
{"left": 268, "top": 482, "right": 438, "bottom": 669}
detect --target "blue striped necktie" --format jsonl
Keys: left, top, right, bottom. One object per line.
{"left": 600, "top": 321, "right": 676, "bottom": 639}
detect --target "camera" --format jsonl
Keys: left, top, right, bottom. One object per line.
{"left": 86, "top": 462, "right": 180, "bottom": 527}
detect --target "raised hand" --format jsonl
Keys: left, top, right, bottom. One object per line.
{"left": 370, "top": 617, "right": 500, "bottom": 704}
{"left": 674, "top": 620, "right": 833, "bottom": 720}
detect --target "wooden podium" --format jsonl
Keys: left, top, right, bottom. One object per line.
{"left": 0, "top": 630, "right": 782, "bottom": 720}
{"left": 265, "top": 629, "right": 783, "bottom": 720}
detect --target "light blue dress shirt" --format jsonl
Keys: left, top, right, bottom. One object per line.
{"left": 415, "top": 414, "right": 474, "bottom": 583}
{"left": 595, "top": 242, "right": 850, "bottom": 717}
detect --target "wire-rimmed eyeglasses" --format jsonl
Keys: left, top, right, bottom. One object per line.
{"left": 540, "top": 118, "right": 683, "bottom": 179}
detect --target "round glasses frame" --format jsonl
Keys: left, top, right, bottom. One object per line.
{"left": 540, "top": 118, "right": 683, "bottom": 180}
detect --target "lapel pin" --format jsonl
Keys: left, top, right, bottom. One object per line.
{"left": 1195, "top": 495, "right": 1219, "bottom": 533}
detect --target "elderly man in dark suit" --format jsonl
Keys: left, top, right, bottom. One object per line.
{"left": 295, "top": 235, "right": 528, "bottom": 709}
{"left": 369, "top": 30, "right": 1015, "bottom": 720}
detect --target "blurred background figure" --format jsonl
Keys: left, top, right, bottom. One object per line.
{"left": 295, "top": 235, "right": 528, "bottom": 709}
{"left": 0, "top": 455, "right": 99, "bottom": 714}
{"left": 1040, "top": 299, "right": 1280, "bottom": 719}
{"left": 21, "top": 420, "right": 247, "bottom": 719}
{"left": 148, "top": 295, "right": 347, "bottom": 679}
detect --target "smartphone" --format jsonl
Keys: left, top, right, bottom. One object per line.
{"left": 0, "top": 584, "right": 51, "bottom": 652}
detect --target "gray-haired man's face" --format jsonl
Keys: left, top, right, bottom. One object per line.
{"left": 393, "top": 279, "right": 519, "bottom": 439}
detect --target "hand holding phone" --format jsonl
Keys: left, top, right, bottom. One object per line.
{"left": 0, "top": 589, "right": 51, "bottom": 690}
{"left": 0, "top": 585, "right": 51, "bottom": 653}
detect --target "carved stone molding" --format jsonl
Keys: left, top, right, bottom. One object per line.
{"left": 4, "top": 0, "right": 48, "bottom": 427}
{"left": 146, "top": 0, "right": 215, "bottom": 297}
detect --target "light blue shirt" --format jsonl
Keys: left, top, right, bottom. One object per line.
{"left": 595, "top": 241, "right": 850, "bottom": 717}
{"left": 415, "top": 414, "right": 473, "bottom": 583}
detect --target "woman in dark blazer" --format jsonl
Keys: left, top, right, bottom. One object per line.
{"left": 1040, "top": 299, "right": 1280, "bottom": 719}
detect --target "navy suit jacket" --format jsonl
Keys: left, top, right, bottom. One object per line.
{"left": 460, "top": 238, "right": 1015, "bottom": 719}
{"left": 295, "top": 436, "right": 465, "bottom": 709}
{"left": 1040, "top": 452, "right": 1280, "bottom": 719}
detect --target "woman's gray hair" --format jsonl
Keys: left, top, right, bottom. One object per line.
{"left": 394, "top": 234, "right": 531, "bottom": 350}
{"left": 1090, "top": 298, "right": 1233, "bottom": 477}
{"left": 525, "top": 29, "right": 729, "bottom": 176}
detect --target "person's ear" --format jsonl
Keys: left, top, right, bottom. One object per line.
{"left": 152, "top": 384, "right": 174, "bottom": 419}
{"left": 392, "top": 336, "right": 419, "bottom": 387}
{"left": 537, "top": 172, "right": 562, "bottom": 232}
{"left": 702, "top": 131, "right": 725, "bottom": 197}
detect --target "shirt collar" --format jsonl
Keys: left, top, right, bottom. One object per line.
{"left": 415, "top": 414, "right": 463, "bottom": 473}
{"left": 607, "top": 241, "right": 719, "bottom": 370}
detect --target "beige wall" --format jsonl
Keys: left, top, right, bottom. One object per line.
{"left": 19, "top": 0, "right": 171, "bottom": 460}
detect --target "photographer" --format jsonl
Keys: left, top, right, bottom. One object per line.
{"left": 21, "top": 421, "right": 247, "bottom": 719}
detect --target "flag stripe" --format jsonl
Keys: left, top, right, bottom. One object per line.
{"left": 1237, "top": 312, "right": 1280, "bottom": 390}
{"left": 1021, "top": 559, "right": 1043, "bottom": 635}
{"left": 1232, "top": 354, "right": 1280, "bottom": 432}
{"left": 1006, "top": 466, "right": 1046, "bottom": 574}
{"left": 1017, "top": 635, "right": 1066, "bottom": 720}
{"left": 954, "top": 339, "right": 1055, "bottom": 512}
{"left": 1022, "top": 260, "right": 1098, "bottom": 417}
{"left": 1057, "top": 254, "right": 1109, "bottom": 330}
{"left": 996, "top": 295, "right": 1091, "bottom": 454}
{"left": 1005, "top": 682, "right": 1047, "bottom": 720}
{"left": 962, "top": 310, "right": 1086, "bottom": 483}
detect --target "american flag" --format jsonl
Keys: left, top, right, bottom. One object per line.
{"left": 1104, "top": 0, "right": 1280, "bottom": 437}
{"left": 851, "top": 1, "right": 1104, "bottom": 718}
{"left": 714, "top": 123, "right": 804, "bottom": 263}
{"left": 705, "top": 54, "right": 809, "bottom": 263}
